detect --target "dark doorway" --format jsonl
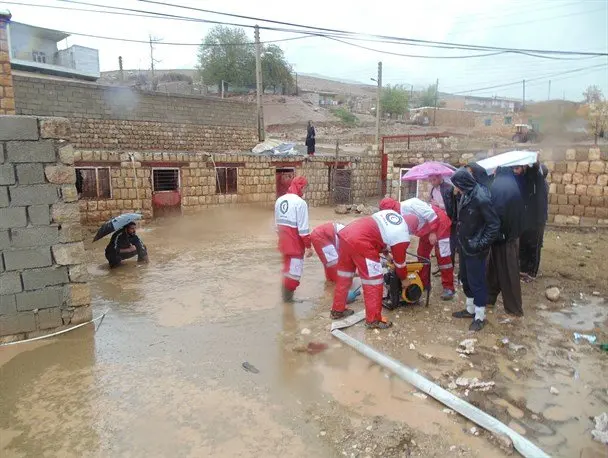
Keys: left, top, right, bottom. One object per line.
{"left": 152, "top": 168, "right": 182, "bottom": 218}
{"left": 276, "top": 168, "right": 295, "bottom": 197}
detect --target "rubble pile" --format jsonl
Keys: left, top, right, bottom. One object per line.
{"left": 335, "top": 204, "right": 377, "bottom": 215}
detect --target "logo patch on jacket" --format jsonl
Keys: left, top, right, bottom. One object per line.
{"left": 280, "top": 200, "right": 289, "bottom": 214}
{"left": 386, "top": 213, "right": 403, "bottom": 225}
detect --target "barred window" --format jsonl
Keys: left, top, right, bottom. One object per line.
{"left": 75, "top": 167, "right": 111, "bottom": 199}
{"left": 215, "top": 167, "right": 238, "bottom": 194}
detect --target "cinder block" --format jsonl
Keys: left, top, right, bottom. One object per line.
{"left": 0, "top": 116, "right": 39, "bottom": 141}
{"left": 27, "top": 205, "right": 50, "bottom": 225}
{"left": 10, "top": 226, "right": 59, "bottom": 248}
{"left": 9, "top": 184, "right": 59, "bottom": 206}
{"left": 0, "top": 272, "right": 22, "bottom": 294}
{"left": 68, "top": 264, "right": 89, "bottom": 283}
{"left": 51, "top": 202, "right": 79, "bottom": 223}
{"left": 0, "top": 294, "right": 17, "bottom": 315}
{"left": 16, "top": 286, "right": 63, "bottom": 311}
{"left": 21, "top": 266, "right": 68, "bottom": 290}
{"left": 64, "top": 283, "right": 90, "bottom": 307}
{"left": 0, "top": 186, "right": 8, "bottom": 207}
{"left": 3, "top": 247, "right": 52, "bottom": 271}
{"left": 16, "top": 163, "right": 45, "bottom": 184}
{"left": 6, "top": 140, "right": 55, "bottom": 163}
{"left": 36, "top": 307, "right": 63, "bottom": 330}
{"left": 0, "top": 164, "right": 15, "bottom": 185}
{"left": 0, "top": 207, "right": 27, "bottom": 229}
{"left": 39, "top": 117, "right": 71, "bottom": 139}
{"left": 45, "top": 165, "right": 75, "bottom": 184}
{"left": 0, "top": 311, "right": 36, "bottom": 335}
{"left": 52, "top": 242, "right": 86, "bottom": 265}
{"left": 58, "top": 223, "right": 83, "bottom": 243}
{"left": 0, "top": 231, "right": 9, "bottom": 250}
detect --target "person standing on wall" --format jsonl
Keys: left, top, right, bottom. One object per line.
{"left": 486, "top": 166, "right": 525, "bottom": 317}
{"left": 305, "top": 120, "right": 316, "bottom": 156}
{"left": 330, "top": 198, "right": 410, "bottom": 330}
{"left": 451, "top": 169, "right": 500, "bottom": 332}
{"left": 275, "top": 176, "right": 313, "bottom": 302}
{"left": 519, "top": 161, "right": 548, "bottom": 281}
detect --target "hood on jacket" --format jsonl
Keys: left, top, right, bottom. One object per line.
{"left": 451, "top": 168, "right": 478, "bottom": 194}
{"left": 379, "top": 197, "right": 401, "bottom": 213}
{"left": 287, "top": 176, "right": 308, "bottom": 197}
{"left": 466, "top": 162, "right": 491, "bottom": 188}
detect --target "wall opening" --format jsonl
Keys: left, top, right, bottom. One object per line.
{"left": 398, "top": 167, "right": 420, "bottom": 201}
{"left": 215, "top": 167, "right": 238, "bottom": 194}
{"left": 152, "top": 168, "right": 181, "bottom": 218}
{"left": 76, "top": 167, "right": 111, "bottom": 199}
{"left": 276, "top": 167, "right": 295, "bottom": 198}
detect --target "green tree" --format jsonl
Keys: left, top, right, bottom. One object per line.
{"left": 261, "top": 45, "right": 294, "bottom": 94}
{"left": 381, "top": 84, "right": 409, "bottom": 117}
{"left": 197, "top": 26, "right": 255, "bottom": 90}
{"left": 419, "top": 84, "right": 438, "bottom": 107}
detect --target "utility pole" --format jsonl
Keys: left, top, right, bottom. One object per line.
{"left": 522, "top": 79, "right": 526, "bottom": 110}
{"left": 149, "top": 35, "right": 162, "bottom": 90}
{"left": 295, "top": 71, "right": 298, "bottom": 96}
{"left": 118, "top": 56, "right": 124, "bottom": 82}
{"left": 221, "top": 80, "right": 225, "bottom": 99}
{"left": 548, "top": 80, "right": 551, "bottom": 101}
{"left": 433, "top": 78, "right": 439, "bottom": 127}
{"left": 375, "top": 61, "right": 382, "bottom": 149}
{"left": 254, "top": 25, "right": 265, "bottom": 142}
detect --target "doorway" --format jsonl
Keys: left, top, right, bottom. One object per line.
{"left": 276, "top": 167, "right": 295, "bottom": 197}
{"left": 151, "top": 168, "right": 182, "bottom": 218}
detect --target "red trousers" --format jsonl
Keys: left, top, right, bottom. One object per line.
{"left": 331, "top": 241, "right": 384, "bottom": 323}
{"left": 282, "top": 255, "right": 304, "bottom": 291}
{"left": 311, "top": 237, "right": 339, "bottom": 282}
{"left": 417, "top": 235, "right": 454, "bottom": 291}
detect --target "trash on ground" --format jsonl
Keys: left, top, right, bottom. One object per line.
{"left": 509, "top": 343, "right": 526, "bottom": 352}
{"left": 470, "top": 426, "right": 480, "bottom": 436}
{"left": 301, "top": 328, "right": 312, "bottom": 336}
{"left": 550, "top": 386, "right": 560, "bottom": 395}
{"left": 591, "top": 412, "right": 608, "bottom": 444}
{"left": 545, "top": 287, "right": 561, "bottom": 302}
{"left": 409, "top": 343, "right": 416, "bottom": 350}
{"left": 251, "top": 139, "right": 298, "bottom": 155}
{"left": 457, "top": 338, "right": 477, "bottom": 354}
{"left": 412, "top": 392, "right": 428, "bottom": 400}
{"left": 242, "top": 362, "right": 260, "bottom": 374}
{"left": 592, "top": 291, "right": 601, "bottom": 296}
{"left": 573, "top": 333, "right": 597, "bottom": 344}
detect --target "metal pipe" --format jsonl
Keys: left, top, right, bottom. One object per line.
{"left": 331, "top": 329, "right": 550, "bottom": 458}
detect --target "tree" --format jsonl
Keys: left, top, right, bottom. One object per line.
{"left": 583, "top": 85, "right": 604, "bottom": 104}
{"left": 588, "top": 100, "right": 608, "bottom": 144}
{"left": 419, "top": 84, "right": 438, "bottom": 107}
{"left": 197, "top": 26, "right": 255, "bottom": 90}
{"left": 381, "top": 84, "right": 409, "bottom": 117}
{"left": 261, "top": 45, "right": 294, "bottom": 94}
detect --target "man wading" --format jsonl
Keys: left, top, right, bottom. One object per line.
{"left": 105, "top": 222, "right": 149, "bottom": 268}
{"left": 451, "top": 169, "right": 500, "bottom": 332}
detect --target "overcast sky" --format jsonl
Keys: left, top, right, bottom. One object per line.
{"left": 4, "top": 0, "right": 608, "bottom": 101}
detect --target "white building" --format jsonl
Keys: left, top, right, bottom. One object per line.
{"left": 8, "top": 21, "right": 100, "bottom": 80}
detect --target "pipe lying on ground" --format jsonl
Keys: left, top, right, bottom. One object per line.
{"left": 0, "top": 311, "right": 108, "bottom": 347}
{"left": 331, "top": 328, "right": 550, "bottom": 458}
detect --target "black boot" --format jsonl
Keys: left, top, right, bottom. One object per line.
{"left": 282, "top": 286, "right": 294, "bottom": 302}
{"left": 452, "top": 309, "right": 474, "bottom": 318}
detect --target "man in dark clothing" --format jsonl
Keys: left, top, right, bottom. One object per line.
{"left": 487, "top": 167, "right": 525, "bottom": 316}
{"left": 518, "top": 162, "right": 548, "bottom": 279}
{"left": 105, "top": 222, "right": 149, "bottom": 268}
{"left": 466, "top": 162, "right": 492, "bottom": 189}
{"left": 451, "top": 168, "right": 500, "bottom": 332}
{"left": 305, "top": 121, "right": 316, "bottom": 156}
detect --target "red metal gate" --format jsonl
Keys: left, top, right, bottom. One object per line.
{"left": 152, "top": 168, "right": 182, "bottom": 218}
{"left": 276, "top": 168, "right": 295, "bottom": 197}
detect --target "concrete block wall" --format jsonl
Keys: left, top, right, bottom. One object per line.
{"left": 545, "top": 147, "right": 608, "bottom": 226}
{"left": 0, "top": 115, "right": 91, "bottom": 342}
{"left": 0, "top": 13, "right": 15, "bottom": 115}
{"left": 12, "top": 74, "right": 258, "bottom": 151}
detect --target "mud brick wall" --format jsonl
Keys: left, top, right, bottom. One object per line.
{"left": 545, "top": 147, "right": 608, "bottom": 226}
{"left": 0, "top": 13, "right": 15, "bottom": 115}
{"left": 12, "top": 74, "right": 258, "bottom": 151}
{"left": 0, "top": 116, "right": 91, "bottom": 342}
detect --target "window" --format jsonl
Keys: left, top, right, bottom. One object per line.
{"left": 152, "top": 168, "right": 180, "bottom": 192}
{"left": 399, "top": 167, "right": 419, "bottom": 201}
{"left": 76, "top": 167, "right": 111, "bottom": 199}
{"left": 215, "top": 167, "right": 238, "bottom": 194}
{"left": 484, "top": 118, "right": 492, "bottom": 126}
{"left": 504, "top": 116, "right": 512, "bottom": 125}
{"left": 32, "top": 51, "right": 47, "bottom": 64}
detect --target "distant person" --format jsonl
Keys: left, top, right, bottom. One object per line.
{"left": 305, "top": 121, "right": 316, "bottom": 156}
{"left": 330, "top": 198, "right": 410, "bottom": 330}
{"left": 428, "top": 173, "right": 458, "bottom": 265}
{"left": 519, "top": 161, "right": 548, "bottom": 280}
{"left": 487, "top": 166, "right": 525, "bottom": 316}
{"left": 311, "top": 222, "right": 345, "bottom": 283}
{"left": 105, "top": 222, "right": 149, "bottom": 268}
{"left": 275, "top": 176, "right": 313, "bottom": 302}
{"left": 451, "top": 169, "right": 500, "bottom": 332}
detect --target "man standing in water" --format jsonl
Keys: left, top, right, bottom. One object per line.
{"left": 105, "top": 222, "right": 149, "bottom": 268}
{"left": 275, "top": 176, "right": 313, "bottom": 301}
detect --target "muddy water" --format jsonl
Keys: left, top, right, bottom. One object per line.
{"left": 0, "top": 206, "right": 605, "bottom": 457}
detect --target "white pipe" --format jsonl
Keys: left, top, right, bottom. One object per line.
{"left": 331, "top": 329, "right": 550, "bottom": 458}
{"left": 128, "top": 153, "right": 140, "bottom": 211}
{"left": 0, "top": 311, "right": 108, "bottom": 347}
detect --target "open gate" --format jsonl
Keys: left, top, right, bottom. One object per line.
{"left": 151, "top": 168, "right": 182, "bottom": 218}
{"left": 331, "top": 168, "right": 352, "bottom": 204}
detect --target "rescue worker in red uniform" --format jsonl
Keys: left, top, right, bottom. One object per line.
{"left": 387, "top": 197, "right": 455, "bottom": 300}
{"left": 330, "top": 198, "right": 410, "bottom": 329}
{"left": 311, "top": 222, "right": 345, "bottom": 283}
{"left": 275, "top": 176, "right": 313, "bottom": 301}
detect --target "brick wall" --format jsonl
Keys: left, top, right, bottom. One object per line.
{"left": 0, "top": 13, "right": 15, "bottom": 115}
{"left": 73, "top": 151, "right": 381, "bottom": 223}
{"left": 12, "top": 74, "right": 258, "bottom": 151}
{"left": 545, "top": 146, "right": 608, "bottom": 226}
{"left": 0, "top": 116, "right": 91, "bottom": 342}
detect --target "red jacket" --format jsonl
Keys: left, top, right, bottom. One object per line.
{"left": 275, "top": 176, "right": 311, "bottom": 256}
{"left": 400, "top": 198, "right": 451, "bottom": 239}
{"left": 339, "top": 210, "right": 410, "bottom": 280}
{"left": 311, "top": 222, "right": 344, "bottom": 247}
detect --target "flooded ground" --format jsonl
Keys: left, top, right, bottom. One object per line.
{"left": 1, "top": 206, "right": 607, "bottom": 457}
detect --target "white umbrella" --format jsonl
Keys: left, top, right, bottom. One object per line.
{"left": 477, "top": 150, "right": 538, "bottom": 174}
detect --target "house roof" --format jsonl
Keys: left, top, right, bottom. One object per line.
{"left": 10, "top": 21, "right": 70, "bottom": 42}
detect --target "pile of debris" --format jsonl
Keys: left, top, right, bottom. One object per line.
{"left": 335, "top": 204, "right": 377, "bottom": 215}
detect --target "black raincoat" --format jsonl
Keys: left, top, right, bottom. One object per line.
{"left": 490, "top": 167, "right": 525, "bottom": 243}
